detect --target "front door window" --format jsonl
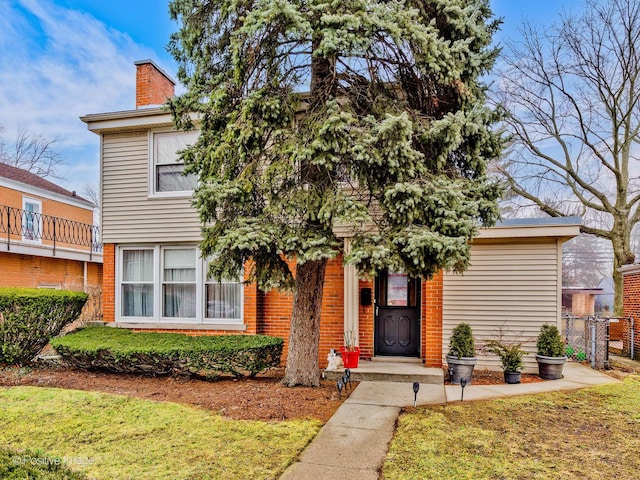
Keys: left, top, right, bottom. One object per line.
{"left": 378, "top": 271, "right": 418, "bottom": 307}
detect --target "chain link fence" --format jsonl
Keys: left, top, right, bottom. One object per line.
{"left": 563, "top": 315, "right": 636, "bottom": 369}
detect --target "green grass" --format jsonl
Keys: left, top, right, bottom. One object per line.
{"left": 0, "top": 447, "right": 87, "bottom": 479}
{"left": 384, "top": 376, "right": 640, "bottom": 479}
{"left": 0, "top": 386, "right": 320, "bottom": 480}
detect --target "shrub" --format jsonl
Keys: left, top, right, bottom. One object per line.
{"left": 448, "top": 323, "right": 475, "bottom": 358}
{"left": 51, "top": 326, "right": 284, "bottom": 378}
{"left": 0, "top": 288, "right": 88, "bottom": 365}
{"left": 0, "top": 448, "right": 87, "bottom": 480}
{"left": 536, "top": 324, "right": 565, "bottom": 357}
{"left": 486, "top": 340, "right": 526, "bottom": 372}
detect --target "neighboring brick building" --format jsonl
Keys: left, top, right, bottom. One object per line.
{"left": 0, "top": 162, "right": 103, "bottom": 318}
{"left": 620, "top": 265, "right": 640, "bottom": 360}
{"left": 82, "top": 60, "right": 580, "bottom": 371}
{"left": 562, "top": 288, "right": 603, "bottom": 316}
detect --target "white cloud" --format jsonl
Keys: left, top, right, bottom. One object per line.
{"left": 0, "top": 0, "right": 170, "bottom": 193}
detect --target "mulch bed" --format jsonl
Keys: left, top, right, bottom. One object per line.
{"left": 444, "top": 368, "right": 546, "bottom": 385}
{"left": 0, "top": 365, "right": 346, "bottom": 422}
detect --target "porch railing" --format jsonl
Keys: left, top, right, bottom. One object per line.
{"left": 0, "top": 204, "right": 102, "bottom": 258}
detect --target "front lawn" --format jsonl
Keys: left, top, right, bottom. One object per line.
{"left": 0, "top": 386, "right": 320, "bottom": 479}
{"left": 384, "top": 376, "right": 640, "bottom": 479}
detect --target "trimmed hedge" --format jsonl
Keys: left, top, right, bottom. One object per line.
{"left": 0, "top": 288, "right": 88, "bottom": 365}
{"left": 51, "top": 326, "right": 284, "bottom": 378}
{"left": 0, "top": 448, "right": 87, "bottom": 480}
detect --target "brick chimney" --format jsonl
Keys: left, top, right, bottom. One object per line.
{"left": 134, "top": 59, "right": 176, "bottom": 108}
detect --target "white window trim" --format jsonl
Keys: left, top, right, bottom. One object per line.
{"left": 147, "top": 128, "right": 199, "bottom": 199}
{"left": 118, "top": 246, "right": 157, "bottom": 321}
{"left": 116, "top": 244, "right": 244, "bottom": 327}
{"left": 22, "top": 197, "right": 42, "bottom": 244}
{"left": 161, "top": 246, "right": 198, "bottom": 321}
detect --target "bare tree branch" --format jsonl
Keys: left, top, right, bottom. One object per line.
{"left": 495, "top": 0, "right": 640, "bottom": 314}
{"left": 0, "top": 126, "right": 66, "bottom": 180}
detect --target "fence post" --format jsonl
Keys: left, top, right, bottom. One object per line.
{"left": 591, "top": 321, "right": 596, "bottom": 369}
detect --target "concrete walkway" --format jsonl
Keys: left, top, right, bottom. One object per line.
{"left": 280, "top": 362, "right": 620, "bottom": 480}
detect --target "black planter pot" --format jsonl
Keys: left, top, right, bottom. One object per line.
{"left": 504, "top": 371, "right": 521, "bottom": 384}
{"left": 536, "top": 354, "right": 567, "bottom": 380}
{"left": 446, "top": 355, "right": 477, "bottom": 384}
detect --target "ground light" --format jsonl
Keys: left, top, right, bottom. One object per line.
{"left": 460, "top": 377, "right": 467, "bottom": 401}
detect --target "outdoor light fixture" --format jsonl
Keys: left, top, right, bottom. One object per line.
{"left": 337, "top": 379, "right": 344, "bottom": 399}
{"left": 412, "top": 382, "right": 420, "bottom": 407}
{"left": 342, "top": 374, "right": 349, "bottom": 391}
{"left": 447, "top": 367, "right": 454, "bottom": 383}
{"left": 460, "top": 377, "right": 467, "bottom": 402}
{"left": 345, "top": 368, "right": 351, "bottom": 388}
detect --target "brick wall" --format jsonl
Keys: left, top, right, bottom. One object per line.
{"left": 135, "top": 61, "right": 175, "bottom": 108}
{"left": 102, "top": 245, "right": 446, "bottom": 368}
{"left": 102, "top": 243, "right": 116, "bottom": 323}
{"left": 0, "top": 250, "right": 103, "bottom": 323}
{"left": 571, "top": 293, "right": 595, "bottom": 316}
{"left": 257, "top": 257, "right": 345, "bottom": 367}
{"left": 422, "top": 272, "right": 444, "bottom": 367}
{"left": 0, "top": 251, "right": 101, "bottom": 290}
{"left": 623, "top": 270, "right": 640, "bottom": 360}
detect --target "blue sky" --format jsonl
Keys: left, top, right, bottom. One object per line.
{"left": 0, "top": 0, "right": 578, "bottom": 196}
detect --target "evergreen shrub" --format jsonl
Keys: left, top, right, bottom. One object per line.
{"left": 0, "top": 288, "right": 88, "bottom": 365}
{"left": 448, "top": 323, "right": 476, "bottom": 358}
{"left": 536, "top": 324, "right": 565, "bottom": 357}
{"left": 51, "top": 326, "right": 284, "bottom": 378}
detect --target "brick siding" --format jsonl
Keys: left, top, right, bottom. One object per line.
{"left": 623, "top": 271, "right": 640, "bottom": 359}
{"left": 102, "top": 245, "right": 445, "bottom": 368}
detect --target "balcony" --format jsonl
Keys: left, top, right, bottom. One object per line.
{"left": 0, "top": 204, "right": 102, "bottom": 262}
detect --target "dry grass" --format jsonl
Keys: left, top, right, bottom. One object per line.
{"left": 384, "top": 375, "right": 640, "bottom": 479}
{"left": 0, "top": 386, "right": 320, "bottom": 480}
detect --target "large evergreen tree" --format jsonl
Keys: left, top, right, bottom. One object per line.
{"left": 168, "top": 0, "right": 503, "bottom": 386}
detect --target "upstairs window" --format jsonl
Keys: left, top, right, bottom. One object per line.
{"left": 152, "top": 130, "right": 199, "bottom": 194}
{"left": 22, "top": 197, "right": 42, "bottom": 243}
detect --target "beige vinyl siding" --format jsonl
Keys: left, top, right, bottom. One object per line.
{"left": 102, "top": 132, "right": 201, "bottom": 243}
{"left": 443, "top": 241, "right": 561, "bottom": 372}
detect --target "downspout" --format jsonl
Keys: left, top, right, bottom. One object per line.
{"left": 343, "top": 238, "right": 359, "bottom": 347}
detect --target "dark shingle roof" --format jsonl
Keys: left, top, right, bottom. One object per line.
{"left": 0, "top": 162, "right": 93, "bottom": 206}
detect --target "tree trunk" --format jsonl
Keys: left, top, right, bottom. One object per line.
{"left": 611, "top": 220, "right": 632, "bottom": 317}
{"left": 282, "top": 258, "right": 328, "bottom": 387}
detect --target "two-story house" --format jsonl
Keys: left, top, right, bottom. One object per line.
{"left": 0, "top": 162, "right": 102, "bottom": 299}
{"left": 82, "top": 60, "right": 580, "bottom": 371}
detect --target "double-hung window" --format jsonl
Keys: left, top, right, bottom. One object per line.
{"left": 205, "top": 270, "right": 242, "bottom": 321}
{"left": 121, "top": 249, "right": 154, "bottom": 317}
{"left": 151, "top": 130, "right": 199, "bottom": 195}
{"left": 163, "top": 248, "right": 197, "bottom": 318}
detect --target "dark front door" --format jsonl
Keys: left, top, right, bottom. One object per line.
{"left": 375, "top": 271, "right": 420, "bottom": 356}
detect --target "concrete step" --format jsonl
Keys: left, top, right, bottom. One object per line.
{"left": 324, "top": 360, "right": 443, "bottom": 384}
{"left": 371, "top": 356, "right": 423, "bottom": 364}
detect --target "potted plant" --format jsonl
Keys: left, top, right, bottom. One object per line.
{"left": 340, "top": 331, "right": 360, "bottom": 369}
{"left": 536, "top": 324, "right": 567, "bottom": 380}
{"left": 486, "top": 340, "right": 526, "bottom": 384}
{"left": 446, "top": 323, "right": 477, "bottom": 384}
